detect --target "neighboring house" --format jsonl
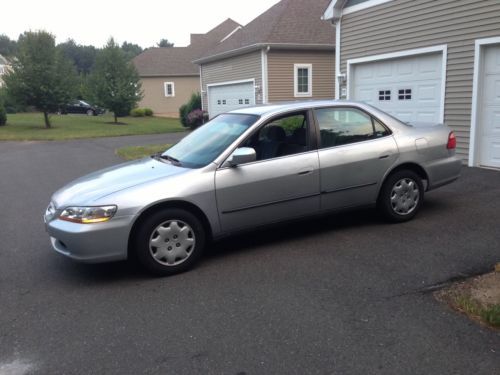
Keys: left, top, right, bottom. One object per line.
{"left": 133, "top": 19, "right": 241, "bottom": 117}
{"left": 0, "top": 54, "right": 10, "bottom": 87}
{"left": 323, "top": 0, "right": 500, "bottom": 169}
{"left": 194, "top": 0, "right": 335, "bottom": 118}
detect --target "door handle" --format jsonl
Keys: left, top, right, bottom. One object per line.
{"left": 379, "top": 154, "right": 390, "bottom": 159}
{"left": 298, "top": 169, "right": 313, "bottom": 176}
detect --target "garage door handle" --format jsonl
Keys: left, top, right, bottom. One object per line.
{"left": 298, "top": 169, "right": 313, "bottom": 176}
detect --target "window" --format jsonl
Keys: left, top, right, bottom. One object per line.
{"left": 378, "top": 90, "right": 391, "bottom": 101}
{"left": 398, "top": 88, "right": 412, "bottom": 100}
{"left": 241, "top": 112, "right": 309, "bottom": 161}
{"left": 239, "top": 99, "right": 243, "bottom": 104}
{"left": 294, "top": 64, "right": 312, "bottom": 97}
{"left": 315, "top": 107, "right": 390, "bottom": 148}
{"left": 245, "top": 99, "right": 250, "bottom": 104}
{"left": 164, "top": 82, "right": 175, "bottom": 97}
{"left": 222, "top": 100, "right": 226, "bottom": 105}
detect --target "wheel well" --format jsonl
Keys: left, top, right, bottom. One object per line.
{"left": 379, "top": 163, "right": 429, "bottom": 199}
{"left": 127, "top": 200, "right": 213, "bottom": 258}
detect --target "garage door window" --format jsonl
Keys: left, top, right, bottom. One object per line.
{"left": 315, "top": 108, "right": 390, "bottom": 148}
{"left": 398, "top": 88, "right": 412, "bottom": 100}
{"left": 378, "top": 90, "right": 391, "bottom": 101}
{"left": 294, "top": 64, "right": 312, "bottom": 97}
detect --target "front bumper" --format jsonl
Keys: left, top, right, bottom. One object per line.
{"left": 45, "top": 215, "right": 135, "bottom": 263}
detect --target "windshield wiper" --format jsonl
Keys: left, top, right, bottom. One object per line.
{"left": 153, "top": 153, "right": 182, "bottom": 166}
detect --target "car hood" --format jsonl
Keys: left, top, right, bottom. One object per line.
{"left": 52, "top": 157, "right": 188, "bottom": 207}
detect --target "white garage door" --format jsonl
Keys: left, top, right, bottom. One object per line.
{"left": 208, "top": 81, "right": 255, "bottom": 118}
{"left": 478, "top": 45, "right": 500, "bottom": 169}
{"left": 351, "top": 53, "right": 443, "bottom": 123}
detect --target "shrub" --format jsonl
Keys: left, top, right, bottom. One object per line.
{"left": 0, "top": 103, "right": 6, "bottom": 126}
{"left": 186, "top": 109, "right": 208, "bottom": 130}
{"left": 130, "top": 108, "right": 145, "bottom": 117}
{"left": 179, "top": 92, "right": 201, "bottom": 127}
{"left": 144, "top": 108, "right": 153, "bottom": 116}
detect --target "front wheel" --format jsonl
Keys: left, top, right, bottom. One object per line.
{"left": 133, "top": 209, "right": 206, "bottom": 276}
{"left": 86, "top": 109, "right": 94, "bottom": 116}
{"left": 377, "top": 170, "right": 424, "bottom": 222}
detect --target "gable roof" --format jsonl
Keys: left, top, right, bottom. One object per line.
{"left": 195, "top": 0, "right": 335, "bottom": 64}
{"left": 133, "top": 18, "right": 241, "bottom": 77}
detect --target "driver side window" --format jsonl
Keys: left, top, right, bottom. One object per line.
{"left": 242, "top": 112, "right": 309, "bottom": 161}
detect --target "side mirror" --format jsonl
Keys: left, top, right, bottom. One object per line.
{"left": 228, "top": 147, "right": 256, "bottom": 167}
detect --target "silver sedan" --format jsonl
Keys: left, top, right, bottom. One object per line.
{"left": 44, "top": 101, "right": 462, "bottom": 275}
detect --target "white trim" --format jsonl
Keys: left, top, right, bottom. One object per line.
{"left": 261, "top": 47, "right": 269, "bottom": 104}
{"left": 164, "top": 82, "right": 175, "bottom": 97}
{"left": 346, "top": 44, "right": 447, "bottom": 123}
{"left": 220, "top": 26, "right": 242, "bottom": 43}
{"left": 335, "top": 21, "right": 341, "bottom": 99}
{"left": 199, "top": 66, "right": 204, "bottom": 111}
{"left": 294, "top": 64, "right": 313, "bottom": 98}
{"left": 469, "top": 36, "right": 500, "bottom": 167}
{"left": 343, "top": 0, "right": 393, "bottom": 15}
{"left": 206, "top": 79, "right": 256, "bottom": 118}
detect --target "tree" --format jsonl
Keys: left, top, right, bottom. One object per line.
{"left": 121, "top": 41, "right": 143, "bottom": 60}
{"left": 157, "top": 39, "right": 174, "bottom": 48}
{"left": 88, "top": 38, "right": 143, "bottom": 123}
{"left": 57, "top": 39, "right": 97, "bottom": 74}
{"left": 0, "top": 34, "right": 17, "bottom": 57}
{"left": 3, "top": 31, "right": 77, "bottom": 128}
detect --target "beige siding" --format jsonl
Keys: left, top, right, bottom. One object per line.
{"left": 339, "top": 0, "right": 500, "bottom": 160}
{"left": 267, "top": 50, "right": 335, "bottom": 102}
{"left": 139, "top": 76, "right": 199, "bottom": 118}
{"left": 200, "top": 51, "right": 262, "bottom": 110}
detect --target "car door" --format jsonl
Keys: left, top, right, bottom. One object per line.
{"left": 314, "top": 106, "right": 399, "bottom": 211}
{"left": 215, "top": 111, "right": 321, "bottom": 233}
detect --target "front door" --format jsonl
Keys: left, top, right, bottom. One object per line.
{"left": 314, "top": 107, "right": 399, "bottom": 210}
{"left": 215, "top": 111, "right": 320, "bottom": 233}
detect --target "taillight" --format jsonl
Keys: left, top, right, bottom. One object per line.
{"left": 447, "top": 132, "right": 456, "bottom": 150}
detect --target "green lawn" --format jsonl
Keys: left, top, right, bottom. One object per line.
{"left": 116, "top": 144, "right": 172, "bottom": 160}
{"left": 0, "top": 112, "right": 185, "bottom": 141}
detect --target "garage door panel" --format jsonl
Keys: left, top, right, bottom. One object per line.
{"left": 479, "top": 44, "right": 500, "bottom": 169}
{"left": 351, "top": 53, "right": 443, "bottom": 124}
{"left": 208, "top": 82, "right": 255, "bottom": 118}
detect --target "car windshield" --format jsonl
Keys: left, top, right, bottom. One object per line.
{"left": 163, "top": 113, "right": 259, "bottom": 168}
{"left": 80, "top": 100, "right": 90, "bottom": 106}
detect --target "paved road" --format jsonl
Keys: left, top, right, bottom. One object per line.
{"left": 0, "top": 134, "right": 499, "bottom": 375}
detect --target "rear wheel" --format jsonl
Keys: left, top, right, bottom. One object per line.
{"left": 378, "top": 170, "right": 424, "bottom": 222}
{"left": 133, "top": 209, "right": 206, "bottom": 276}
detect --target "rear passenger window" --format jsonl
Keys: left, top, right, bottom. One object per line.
{"left": 315, "top": 108, "right": 389, "bottom": 148}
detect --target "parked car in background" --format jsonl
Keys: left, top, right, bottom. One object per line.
{"left": 44, "top": 100, "right": 462, "bottom": 276}
{"left": 61, "top": 100, "right": 105, "bottom": 116}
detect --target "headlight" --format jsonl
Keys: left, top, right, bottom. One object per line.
{"left": 59, "top": 205, "right": 117, "bottom": 224}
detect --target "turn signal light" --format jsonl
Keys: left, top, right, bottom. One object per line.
{"left": 447, "top": 132, "right": 456, "bottom": 150}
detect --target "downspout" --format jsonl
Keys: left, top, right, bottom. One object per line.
{"left": 261, "top": 46, "right": 270, "bottom": 104}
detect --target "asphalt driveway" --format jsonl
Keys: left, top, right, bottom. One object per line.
{"left": 0, "top": 134, "right": 499, "bottom": 374}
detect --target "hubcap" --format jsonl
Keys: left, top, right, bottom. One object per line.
{"left": 149, "top": 220, "right": 195, "bottom": 266}
{"left": 390, "top": 178, "right": 420, "bottom": 215}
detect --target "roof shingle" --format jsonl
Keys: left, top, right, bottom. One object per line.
{"left": 133, "top": 18, "right": 241, "bottom": 76}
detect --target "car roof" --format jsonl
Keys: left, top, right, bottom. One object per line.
{"left": 228, "top": 100, "right": 368, "bottom": 116}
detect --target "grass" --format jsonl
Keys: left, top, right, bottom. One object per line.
{"left": 450, "top": 294, "right": 500, "bottom": 328}
{"left": 0, "top": 112, "right": 185, "bottom": 141}
{"left": 116, "top": 143, "right": 172, "bottom": 160}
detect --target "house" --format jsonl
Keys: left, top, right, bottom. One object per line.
{"left": 194, "top": 0, "right": 335, "bottom": 118}
{"left": 133, "top": 19, "right": 241, "bottom": 117}
{"left": 0, "top": 54, "right": 10, "bottom": 87}
{"left": 322, "top": 0, "right": 500, "bottom": 169}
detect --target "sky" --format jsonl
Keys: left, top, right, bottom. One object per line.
{"left": 2, "top": 0, "right": 281, "bottom": 48}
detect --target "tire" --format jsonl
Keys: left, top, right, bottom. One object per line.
{"left": 377, "top": 170, "right": 424, "bottom": 223}
{"left": 133, "top": 209, "right": 206, "bottom": 276}
{"left": 86, "top": 109, "right": 94, "bottom": 116}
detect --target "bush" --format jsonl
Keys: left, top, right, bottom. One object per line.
{"left": 144, "top": 108, "right": 153, "bottom": 116}
{"left": 0, "top": 103, "right": 6, "bottom": 126}
{"left": 186, "top": 109, "right": 208, "bottom": 130}
{"left": 130, "top": 108, "right": 145, "bottom": 117}
{"left": 179, "top": 92, "right": 201, "bottom": 127}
